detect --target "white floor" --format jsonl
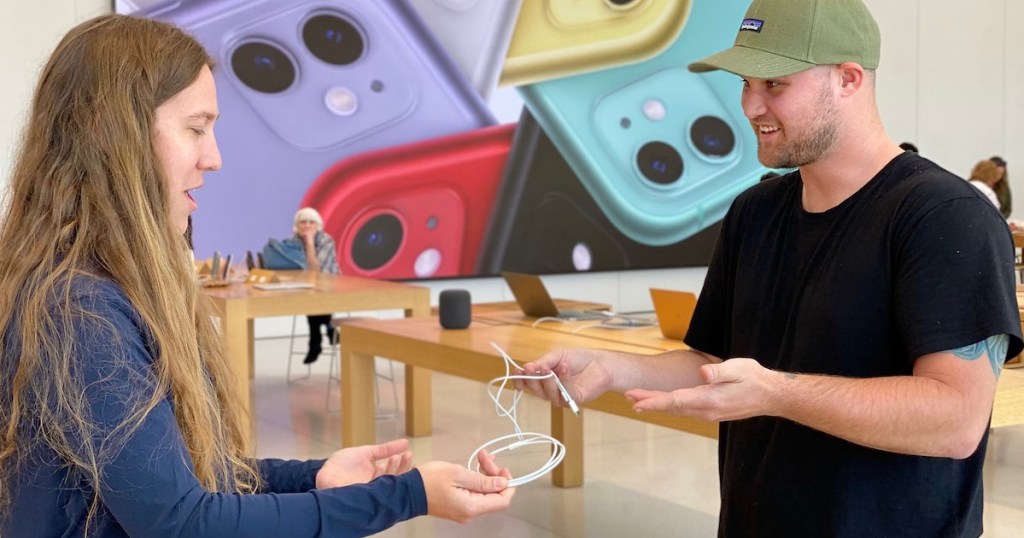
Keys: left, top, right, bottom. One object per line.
{"left": 251, "top": 335, "right": 1024, "bottom": 537}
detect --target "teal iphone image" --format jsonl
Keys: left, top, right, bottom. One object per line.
{"left": 519, "top": 0, "right": 765, "bottom": 246}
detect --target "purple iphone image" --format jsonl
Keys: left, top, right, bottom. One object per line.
{"left": 133, "top": 0, "right": 496, "bottom": 257}
{"left": 115, "top": 0, "right": 166, "bottom": 11}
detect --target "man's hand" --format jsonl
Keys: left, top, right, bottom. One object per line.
{"left": 514, "top": 348, "right": 612, "bottom": 408}
{"left": 625, "top": 358, "right": 780, "bottom": 421}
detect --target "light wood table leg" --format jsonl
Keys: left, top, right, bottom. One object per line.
{"left": 552, "top": 406, "right": 584, "bottom": 487}
{"left": 220, "top": 302, "right": 251, "bottom": 405}
{"left": 342, "top": 347, "right": 377, "bottom": 447}
{"left": 220, "top": 301, "right": 252, "bottom": 436}
{"left": 404, "top": 299, "right": 433, "bottom": 437}
{"left": 405, "top": 365, "right": 432, "bottom": 437}
{"left": 247, "top": 318, "right": 255, "bottom": 380}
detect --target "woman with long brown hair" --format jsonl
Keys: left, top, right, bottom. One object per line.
{"left": 0, "top": 14, "right": 512, "bottom": 536}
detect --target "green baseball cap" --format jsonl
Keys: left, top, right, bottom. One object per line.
{"left": 688, "top": 0, "right": 881, "bottom": 78}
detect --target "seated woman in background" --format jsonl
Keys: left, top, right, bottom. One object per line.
{"left": 991, "top": 156, "right": 1011, "bottom": 219}
{"left": 968, "top": 159, "right": 1003, "bottom": 210}
{"left": 293, "top": 207, "right": 338, "bottom": 364}
{"left": 0, "top": 14, "right": 513, "bottom": 537}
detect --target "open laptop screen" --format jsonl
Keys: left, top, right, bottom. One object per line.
{"left": 502, "top": 272, "right": 607, "bottom": 320}
{"left": 649, "top": 288, "right": 697, "bottom": 340}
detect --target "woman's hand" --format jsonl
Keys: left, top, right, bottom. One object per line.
{"left": 299, "top": 228, "right": 317, "bottom": 247}
{"left": 625, "top": 358, "right": 779, "bottom": 421}
{"left": 418, "top": 450, "right": 515, "bottom": 523}
{"left": 315, "top": 439, "right": 413, "bottom": 489}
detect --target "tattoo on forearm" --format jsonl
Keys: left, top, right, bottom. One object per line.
{"left": 949, "top": 334, "right": 1009, "bottom": 377}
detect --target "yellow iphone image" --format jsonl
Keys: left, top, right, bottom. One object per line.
{"left": 499, "top": 0, "right": 692, "bottom": 87}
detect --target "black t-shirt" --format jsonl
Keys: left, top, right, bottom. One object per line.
{"left": 686, "top": 153, "right": 1023, "bottom": 537}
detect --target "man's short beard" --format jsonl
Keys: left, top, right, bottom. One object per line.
{"left": 760, "top": 74, "right": 840, "bottom": 169}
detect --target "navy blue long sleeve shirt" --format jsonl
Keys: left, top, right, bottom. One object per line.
{"left": 2, "top": 276, "right": 427, "bottom": 537}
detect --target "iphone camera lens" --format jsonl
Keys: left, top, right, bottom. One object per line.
{"left": 231, "top": 42, "right": 295, "bottom": 94}
{"left": 691, "top": 116, "right": 736, "bottom": 158}
{"left": 637, "top": 141, "right": 683, "bottom": 185}
{"left": 352, "top": 214, "right": 403, "bottom": 270}
{"left": 303, "top": 14, "right": 364, "bottom": 66}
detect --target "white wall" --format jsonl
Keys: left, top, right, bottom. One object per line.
{"left": 1004, "top": 0, "right": 1024, "bottom": 200}
{"left": 416, "top": 266, "right": 710, "bottom": 314}
{"left": 914, "top": 0, "right": 1006, "bottom": 177}
{"left": 867, "top": 0, "right": 1022, "bottom": 201}
{"left": 1, "top": 1, "right": 1020, "bottom": 324}
{"left": 0, "top": 0, "right": 110, "bottom": 182}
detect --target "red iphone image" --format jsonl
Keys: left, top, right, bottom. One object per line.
{"left": 302, "top": 123, "right": 517, "bottom": 279}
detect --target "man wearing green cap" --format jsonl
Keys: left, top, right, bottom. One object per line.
{"left": 517, "top": 0, "right": 1022, "bottom": 536}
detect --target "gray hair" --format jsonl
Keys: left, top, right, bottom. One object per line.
{"left": 293, "top": 207, "right": 324, "bottom": 233}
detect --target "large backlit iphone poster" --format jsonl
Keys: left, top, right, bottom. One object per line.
{"left": 117, "top": 0, "right": 763, "bottom": 279}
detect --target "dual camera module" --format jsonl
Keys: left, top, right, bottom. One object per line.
{"left": 231, "top": 13, "right": 364, "bottom": 94}
{"left": 636, "top": 116, "right": 736, "bottom": 185}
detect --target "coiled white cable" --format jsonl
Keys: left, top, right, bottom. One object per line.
{"left": 467, "top": 342, "right": 580, "bottom": 487}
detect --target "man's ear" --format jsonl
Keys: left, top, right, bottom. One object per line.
{"left": 835, "top": 62, "right": 866, "bottom": 96}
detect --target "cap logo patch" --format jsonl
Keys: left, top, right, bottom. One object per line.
{"left": 740, "top": 18, "right": 764, "bottom": 32}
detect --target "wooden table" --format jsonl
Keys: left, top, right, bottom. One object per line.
{"left": 445, "top": 298, "right": 611, "bottom": 317}
{"left": 338, "top": 316, "right": 717, "bottom": 488}
{"left": 1010, "top": 287, "right": 1024, "bottom": 368}
{"left": 994, "top": 369, "right": 1024, "bottom": 428}
{"left": 339, "top": 308, "right": 1024, "bottom": 488}
{"left": 473, "top": 308, "right": 684, "bottom": 351}
{"left": 203, "top": 271, "right": 430, "bottom": 432}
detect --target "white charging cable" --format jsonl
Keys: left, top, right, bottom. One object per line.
{"left": 570, "top": 316, "right": 656, "bottom": 334}
{"left": 530, "top": 316, "right": 569, "bottom": 328}
{"left": 467, "top": 342, "right": 580, "bottom": 486}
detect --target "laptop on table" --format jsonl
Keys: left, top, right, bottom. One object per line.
{"left": 501, "top": 272, "right": 610, "bottom": 320}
